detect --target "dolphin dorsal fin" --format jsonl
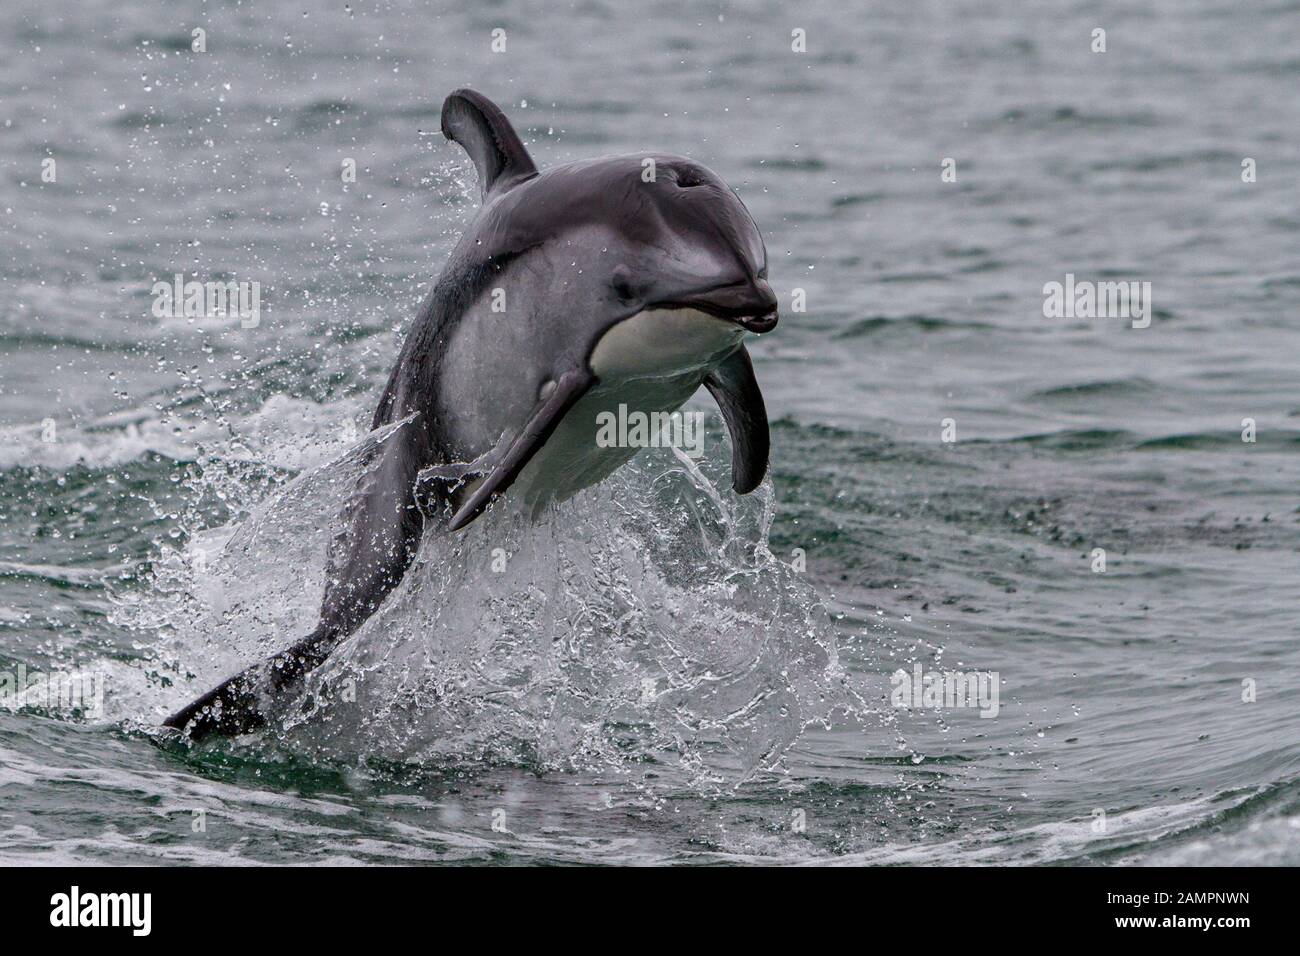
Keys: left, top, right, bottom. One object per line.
{"left": 441, "top": 89, "right": 538, "bottom": 201}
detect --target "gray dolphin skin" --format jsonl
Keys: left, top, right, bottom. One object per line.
{"left": 163, "top": 89, "right": 778, "bottom": 740}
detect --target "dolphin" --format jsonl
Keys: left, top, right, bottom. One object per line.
{"left": 164, "top": 89, "right": 778, "bottom": 739}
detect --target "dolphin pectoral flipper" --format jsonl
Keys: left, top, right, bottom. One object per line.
{"left": 441, "top": 88, "right": 538, "bottom": 200}
{"left": 447, "top": 368, "right": 596, "bottom": 531}
{"left": 703, "top": 345, "right": 769, "bottom": 494}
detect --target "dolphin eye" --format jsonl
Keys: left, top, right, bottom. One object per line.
{"left": 611, "top": 264, "right": 639, "bottom": 301}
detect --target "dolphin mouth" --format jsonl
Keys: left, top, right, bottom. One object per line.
{"left": 656, "top": 278, "right": 780, "bottom": 335}
{"left": 733, "top": 309, "right": 778, "bottom": 334}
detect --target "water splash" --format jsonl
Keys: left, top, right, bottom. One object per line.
{"left": 115, "top": 417, "right": 849, "bottom": 791}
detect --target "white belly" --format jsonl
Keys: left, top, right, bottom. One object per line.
{"left": 589, "top": 307, "right": 746, "bottom": 381}
{"left": 513, "top": 308, "right": 745, "bottom": 513}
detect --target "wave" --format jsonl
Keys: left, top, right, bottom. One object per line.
{"left": 0, "top": 562, "right": 107, "bottom": 589}
{"left": 995, "top": 104, "right": 1164, "bottom": 130}
{"left": 803, "top": 783, "right": 1297, "bottom": 866}
{"left": 0, "top": 394, "right": 365, "bottom": 472}
{"left": 986, "top": 428, "right": 1300, "bottom": 453}
{"left": 834, "top": 315, "right": 991, "bottom": 339}
{"left": 1028, "top": 378, "right": 1158, "bottom": 401}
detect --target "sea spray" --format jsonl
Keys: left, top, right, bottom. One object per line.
{"left": 116, "top": 416, "right": 850, "bottom": 790}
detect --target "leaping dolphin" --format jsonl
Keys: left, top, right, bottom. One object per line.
{"left": 164, "top": 89, "right": 778, "bottom": 739}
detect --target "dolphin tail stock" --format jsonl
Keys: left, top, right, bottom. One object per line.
{"left": 164, "top": 421, "right": 430, "bottom": 740}
{"left": 161, "top": 624, "right": 339, "bottom": 740}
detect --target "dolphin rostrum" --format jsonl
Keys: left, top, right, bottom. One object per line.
{"left": 164, "top": 89, "right": 778, "bottom": 739}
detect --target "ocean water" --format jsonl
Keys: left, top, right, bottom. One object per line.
{"left": 1, "top": 0, "right": 1299, "bottom": 865}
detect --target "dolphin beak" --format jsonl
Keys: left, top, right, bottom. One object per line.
{"left": 664, "top": 278, "right": 779, "bottom": 334}
{"left": 737, "top": 306, "right": 779, "bottom": 334}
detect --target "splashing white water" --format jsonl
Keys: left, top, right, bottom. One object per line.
{"left": 114, "top": 413, "right": 848, "bottom": 790}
